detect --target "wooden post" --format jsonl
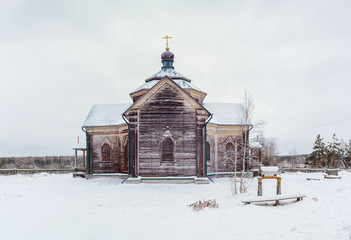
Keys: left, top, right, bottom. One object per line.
{"left": 196, "top": 125, "right": 206, "bottom": 178}
{"left": 74, "top": 149, "right": 77, "bottom": 168}
{"left": 128, "top": 112, "right": 138, "bottom": 178}
{"left": 196, "top": 111, "right": 206, "bottom": 178}
{"left": 258, "top": 149, "right": 262, "bottom": 165}
{"left": 214, "top": 134, "right": 218, "bottom": 172}
{"left": 88, "top": 135, "right": 93, "bottom": 174}
{"left": 277, "top": 177, "right": 281, "bottom": 195}
{"left": 257, "top": 177, "right": 263, "bottom": 196}
{"left": 83, "top": 150, "right": 86, "bottom": 167}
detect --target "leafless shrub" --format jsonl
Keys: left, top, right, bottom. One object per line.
{"left": 241, "top": 177, "right": 253, "bottom": 193}
{"left": 188, "top": 199, "right": 219, "bottom": 211}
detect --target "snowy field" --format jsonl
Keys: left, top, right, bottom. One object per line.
{"left": 1, "top": 172, "right": 351, "bottom": 240}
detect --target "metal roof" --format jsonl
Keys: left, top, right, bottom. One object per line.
{"left": 145, "top": 68, "right": 191, "bottom": 82}
{"left": 203, "top": 103, "right": 245, "bottom": 125}
{"left": 83, "top": 104, "right": 131, "bottom": 127}
{"left": 83, "top": 102, "right": 245, "bottom": 127}
{"left": 130, "top": 79, "right": 206, "bottom": 95}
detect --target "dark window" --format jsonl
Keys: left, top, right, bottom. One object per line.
{"left": 101, "top": 143, "right": 111, "bottom": 162}
{"left": 161, "top": 137, "right": 174, "bottom": 162}
{"left": 225, "top": 142, "right": 235, "bottom": 160}
{"left": 206, "top": 142, "right": 211, "bottom": 161}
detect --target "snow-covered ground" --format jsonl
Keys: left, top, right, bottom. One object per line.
{"left": 1, "top": 171, "right": 350, "bottom": 240}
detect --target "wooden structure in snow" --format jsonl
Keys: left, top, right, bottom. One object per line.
{"left": 257, "top": 166, "right": 281, "bottom": 196}
{"left": 324, "top": 169, "right": 341, "bottom": 179}
{"left": 72, "top": 147, "right": 86, "bottom": 168}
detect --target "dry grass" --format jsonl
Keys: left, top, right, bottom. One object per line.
{"left": 188, "top": 199, "right": 219, "bottom": 211}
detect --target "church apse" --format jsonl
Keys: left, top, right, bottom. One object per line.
{"left": 137, "top": 82, "right": 198, "bottom": 176}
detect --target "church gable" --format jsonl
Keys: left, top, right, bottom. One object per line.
{"left": 124, "top": 76, "right": 210, "bottom": 117}
{"left": 141, "top": 81, "right": 194, "bottom": 111}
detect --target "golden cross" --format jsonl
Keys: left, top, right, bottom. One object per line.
{"left": 162, "top": 35, "right": 172, "bottom": 50}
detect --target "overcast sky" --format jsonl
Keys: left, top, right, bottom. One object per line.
{"left": 1, "top": 0, "right": 351, "bottom": 157}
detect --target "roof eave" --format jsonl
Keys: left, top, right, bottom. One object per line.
{"left": 82, "top": 123, "right": 127, "bottom": 128}
{"left": 208, "top": 122, "right": 249, "bottom": 126}
{"left": 145, "top": 76, "right": 191, "bottom": 82}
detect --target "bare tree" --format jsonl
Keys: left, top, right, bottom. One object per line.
{"left": 261, "top": 137, "right": 279, "bottom": 166}
{"left": 289, "top": 148, "right": 298, "bottom": 167}
{"left": 222, "top": 91, "right": 264, "bottom": 195}
{"left": 238, "top": 90, "right": 265, "bottom": 193}
{"left": 223, "top": 141, "right": 238, "bottom": 194}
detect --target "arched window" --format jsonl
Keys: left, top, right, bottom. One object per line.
{"left": 225, "top": 142, "right": 235, "bottom": 160}
{"left": 101, "top": 143, "right": 111, "bottom": 162}
{"left": 206, "top": 142, "right": 211, "bottom": 162}
{"left": 161, "top": 137, "right": 174, "bottom": 162}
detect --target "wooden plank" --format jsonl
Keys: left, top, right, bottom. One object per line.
{"left": 241, "top": 194, "right": 307, "bottom": 205}
{"left": 324, "top": 175, "right": 341, "bottom": 179}
{"left": 306, "top": 178, "right": 320, "bottom": 181}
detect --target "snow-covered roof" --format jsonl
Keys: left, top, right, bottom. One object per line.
{"left": 130, "top": 79, "right": 206, "bottom": 95}
{"left": 83, "top": 104, "right": 131, "bottom": 127}
{"left": 83, "top": 103, "right": 246, "bottom": 127}
{"left": 261, "top": 166, "right": 280, "bottom": 173}
{"left": 250, "top": 141, "right": 263, "bottom": 149}
{"left": 145, "top": 68, "right": 191, "bottom": 82}
{"left": 203, "top": 103, "right": 245, "bottom": 125}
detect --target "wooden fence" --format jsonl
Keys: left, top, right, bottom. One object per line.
{"left": 281, "top": 167, "right": 350, "bottom": 173}
{"left": 0, "top": 168, "right": 73, "bottom": 175}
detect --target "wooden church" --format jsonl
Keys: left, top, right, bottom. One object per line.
{"left": 82, "top": 38, "right": 254, "bottom": 181}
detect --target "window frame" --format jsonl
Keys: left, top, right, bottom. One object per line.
{"left": 161, "top": 137, "right": 175, "bottom": 162}
{"left": 101, "top": 143, "right": 112, "bottom": 162}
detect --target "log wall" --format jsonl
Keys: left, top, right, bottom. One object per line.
{"left": 87, "top": 126, "right": 128, "bottom": 174}
{"left": 137, "top": 84, "right": 198, "bottom": 176}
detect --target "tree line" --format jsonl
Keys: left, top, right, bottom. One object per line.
{"left": 305, "top": 134, "right": 351, "bottom": 168}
